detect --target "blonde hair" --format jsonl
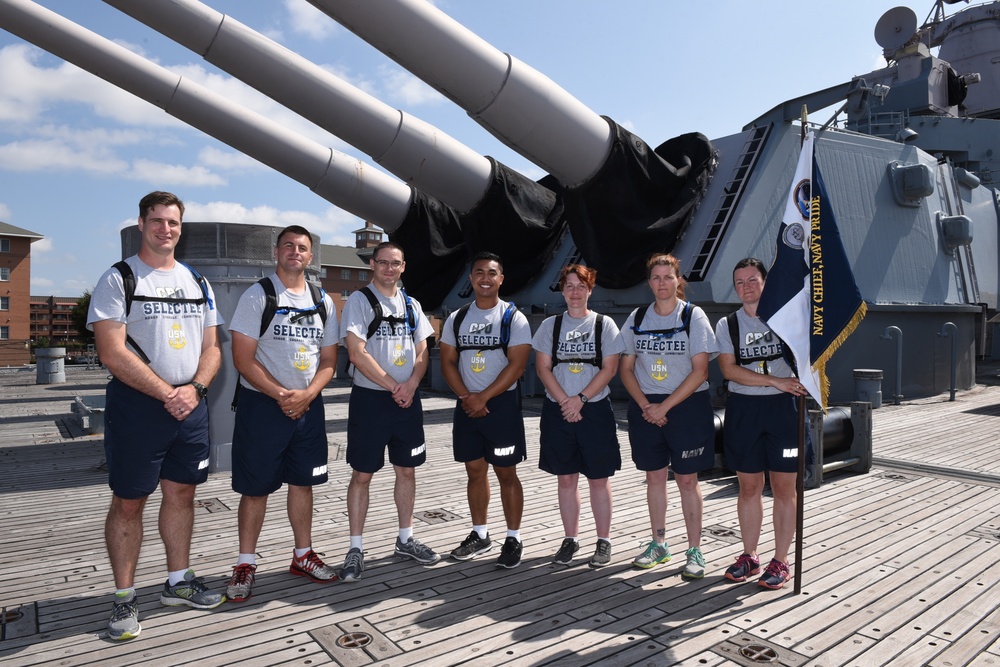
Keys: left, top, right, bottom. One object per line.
{"left": 646, "top": 253, "right": 686, "bottom": 300}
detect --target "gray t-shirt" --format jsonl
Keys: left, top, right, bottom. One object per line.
{"left": 531, "top": 311, "right": 625, "bottom": 402}
{"left": 620, "top": 300, "right": 718, "bottom": 395}
{"left": 228, "top": 273, "right": 339, "bottom": 392}
{"left": 440, "top": 300, "right": 531, "bottom": 393}
{"left": 715, "top": 309, "right": 793, "bottom": 396}
{"left": 339, "top": 284, "right": 433, "bottom": 391}
{"left": 87, "top": 255, "right": 223, "bottom": 386}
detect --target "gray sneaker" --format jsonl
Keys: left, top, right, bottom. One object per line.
{"left": 395, "top": 537, "right": 441, "bottom": 565}
{"left": 226, "top": 563, "right": 256, "bottom": 602}
{"left": 160, "top": 570, "right": 225, "bottom": 609}
{"left": 682, "top": 546, "right": 706, "bottom": 579}
{"left": 340, "top": 547, "right": 365, "bottom": 582}
{"left": 108, "top": 590, "right": 141, "bottom": 640}
{"left": 589, "top": 539, "right": 612, "bottom": 568}
{"left": 450, "top": 530, "right": 492, "bottom": 561}
{"left": 632, "top": 541, "right": 671, "bottom": 569}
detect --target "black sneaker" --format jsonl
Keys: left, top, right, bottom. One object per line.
{"left": 450, "top": 530, "right": 492, "bottom": 561}
{"left": 552, "top": 538, "right": 579, "bottom": 565}
{"left": 495, "top": 536, "right": 523, "bottom": 569}
{"left": 589, "top": 539, "right": 612, "bottom": 568}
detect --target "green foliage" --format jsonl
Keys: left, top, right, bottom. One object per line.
{"left": 71, "top": 290, "right": 94, "bottom": 343}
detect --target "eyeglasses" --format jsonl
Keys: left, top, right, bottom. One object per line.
{"left": 374, "top": 259, "right": 403, "bottom": 269}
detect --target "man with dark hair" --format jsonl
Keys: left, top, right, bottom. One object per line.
{"left": 225, "top": 225, "right": 340, "bottom": 602}
{"left": 88, "top": 191, "right": 224, "bottom": 640}
{"left": 338, "top": 241, "right": 440, "bottom": 582}
{"left": 440, "top": 252, "right": 532, "bottom": 568}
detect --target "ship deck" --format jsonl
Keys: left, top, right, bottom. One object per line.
{"left": 1, "top": 365, "right": 999, "bottom": 666}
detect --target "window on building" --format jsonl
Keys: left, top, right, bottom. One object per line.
{"left": 358, "top": 270, "right": 368, "bottom": 281}
{"left": 0, "top": 238, "right": 9, "bottom": 253}
{"left": 341, "top": 289, "right": 350, "bottom": 300}
{"left": 0, "top": 267, "right": 8, "bottom": 281}
{"left": 0, "top": 297, "right": 8, "bottom": 310}
{"left": 341, "top": 269, "right": 351, "bottom": 280}
{"left": 0, "top": 326, "right": 8, "bottom": 340}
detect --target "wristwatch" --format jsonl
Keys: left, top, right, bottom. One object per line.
{"left": 578, "top": 393, "right": 589, "bottom": 403}
{"left": 190, "top": 381, "right": 208, "bottom": 400}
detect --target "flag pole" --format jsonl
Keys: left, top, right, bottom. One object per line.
{"left": 793, "top": 105, "right": 809, "bottom": 595}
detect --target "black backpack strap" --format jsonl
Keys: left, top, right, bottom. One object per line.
{"left": 632, "top": 305, "right": 650, "bottom": 334}
{"left": 594, "top": 313, "right": 604, "bottom": 367}
{"left": 308, "top": 283, "right": 328, "bottom": 328}
{"left": 549, "top": 314, "right": 564, "bottom": 364}
{"left": 500, "top": 302, "right": 516, "bottom": 355}
{"left": 727, "top": 312, "right": 743, "bottom": 366}
{"left": 258, "top": 277, "right": 278, "bottom": 338}
{"left": 179, "top": 262, "right": 213, "bottom": 311}
{"left": 360, "top": 286, "right": 384, "bottom": 339}
{"left": 112, "top": 261, "right": 149, "bottom": 363}
{"left": 452, "top": 304, "right": 472, "bottom": 352}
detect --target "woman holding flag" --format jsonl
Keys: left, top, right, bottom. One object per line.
{"left": 620, "top": 254, "right": 718, "bottom": 580}
{"left": 716, "top": 257, "right": 809, "bottom": 590}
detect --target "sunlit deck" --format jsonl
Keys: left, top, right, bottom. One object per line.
{"left": 1, "top": 365, "right": 999, "bottom": 666}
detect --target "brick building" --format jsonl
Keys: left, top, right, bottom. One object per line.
{"left": 29, "top": 294, "right": 80, "bottom": 347}
{"left": 0, "top": 222, "right": 44, "bottom": 366}
{"left": 317, "top": 221, "right": 384, "bottom": 321}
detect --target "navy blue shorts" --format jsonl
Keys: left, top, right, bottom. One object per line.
{"left": 347, "top": 386, "right": 426, "bottom": 474}
{"left": 232, "top": 388, "right": 329, "bottom": 496}
{"left": 103, "top": 378, "right": 210, "bottom": 499}
{"left": 539, "top": 398, "right": 621, "bottom": 479}
{"left": 723, "top": 392, "right": 813, "bottom": 474}
{"left": 452, "top": 390, "right": 526, "bottom": 467}
{"left": 627, "top": 390, "right": 715, "bottom": 474}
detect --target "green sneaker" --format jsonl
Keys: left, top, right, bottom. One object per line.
{"left": 682, "top": 546, "right": 706, "bottom": 579}
{"left": 632, "top": 541, "right": 671, "bottom": 569}
{"left": 160, "top": 570, "right": 225, "bottom": 609}
{"left": 107, "top": 590, "right": 141, "bottom": 640}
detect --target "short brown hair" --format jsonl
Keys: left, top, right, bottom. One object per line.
{"left": 138, "top": 191, "right": 184, "bottom": 220}
{"left": 646, "top": 253, "right": 687, "bottom": 300}
{"left": 557, "top": 264, "right": 596, "bottom": 291}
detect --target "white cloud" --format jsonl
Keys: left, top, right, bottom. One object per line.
{"left": 197, "top": 146, "right": 267, "bottom": 172}
{"left": 0, "top": 139, "right": 129, "bottom": 173}
{"left": 31, "top": 237, "right": 52, "bottom": 254}
{"left": 183, "top": 201, "right": 361, "bottom": 246}
{"left": 130, "top": 159, "right": 227, "bottom": 187}
{"left": 377, "top": 65, "right": 446, "bottom": 107}
{"left": 30, "top": 276, "right": 54, "bottom": 289}
{"left": 284, "top": 0, "right": 336, "bottom": 41}
{"left": 0, "top": 202, "right": 10, "bottom": 220}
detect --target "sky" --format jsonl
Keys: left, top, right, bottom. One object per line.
{"left": 0, "top": 0, "right": 933, "bottom": 297}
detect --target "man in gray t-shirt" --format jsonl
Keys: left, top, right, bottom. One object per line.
{"left": 440, "top": 252, "right": 531, "bottom": 569}
{"left": 337, "top": 241, "right": 439, "bottom": 583}
{"left": 87, "top": 191, "right": 224, "bottom": 641}
{"left": 224, "top": 225, "right": 340, "bottom": 602}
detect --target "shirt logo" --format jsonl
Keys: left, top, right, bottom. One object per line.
{"left": 650, "top": 358, "right": 668, "bottom": 382}
{"left": 167, "top": 322, "right": 187, "bottom": 350}
{"left": 294, "top": 345, "right": 311, "bottom": 371}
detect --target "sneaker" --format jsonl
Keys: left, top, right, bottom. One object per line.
{"left": 758, "top": 559, "right": 790, "bottom": 590}
{"left": 495, "top": 536, "right": 523, "bottom": 569}
{"left": 632, "top": 541, "right": 671, "bottom": 569}
{"left": 589, "top": 539, "right": 612, "bottom": 568}
{"left": 340, "top": 547, "right": 364, "bottom": 582}
{"left": 450, "top": 530, "right": 493, "bottom": 561}
{"left": 226, "top": 563, "right": 257, "bottom": 602}
{"left": 724, "top": 553, "right": 761, "bottom": 582}
{"left": 160, "top": 570, "right": 225, "bottom": 609}
{"left": 107, "top": 590, "right": 141, "bottom": 641}
{"left": 552, "top": 538, "right": 580, "bottom": 565}
{"left": 682, "top": 546, "right": 706, "bottom": 579}
{"left": 395, "top": 537, "right": 441, "bottom": 565}
{"left": 290, "top": 550, "right": 338, "bottom": 583}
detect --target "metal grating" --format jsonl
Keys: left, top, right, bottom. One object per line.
{"left": 712, "top": 633, "right": 807, "bottom": 667}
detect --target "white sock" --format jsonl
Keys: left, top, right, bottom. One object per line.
{"left": 399, "top": 527, "right": 413, "bottom": 543}
{"left": 506, "top": 529, "right": 521, "bottom": 542}
{"left": 168, "top": 569, "right": 190, "bottom": 586}
{"left": 473, "top": 525, "right": 489, "bottom": 540}
{"left": 293, "top": 547, "right": 311, "bottom": 559}
{"left": 237, "top": 553, "right": 256, "bottom": 566}
{"left": 350, "top": 535, "right": 363, "bottom": 551}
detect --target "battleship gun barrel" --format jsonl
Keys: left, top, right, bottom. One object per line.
{"left": 0, "top": 0, "right": 413, "bottom": 228}
{"left": 307, "top": 0, "right": 612, "bottom": 188}
{"left": 102, "top": 0, "right": 493, "bottom": 214}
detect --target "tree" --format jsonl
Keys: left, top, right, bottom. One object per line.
{"left": 71, "top": 290, "right": 94, "bottom": 344}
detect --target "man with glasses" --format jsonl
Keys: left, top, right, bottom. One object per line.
{"left": 224, "top": 225, "right": 340, "bottom": 602}
{"left": 338, "top": 241, "right": 440, "bottom": 581}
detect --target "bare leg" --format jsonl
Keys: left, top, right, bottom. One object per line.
{"left": 645, "top": 467, "right": 669, "bottom": 543}
{"left": 769, "top": 471, "right": 797, "bottom": 562}
{"left": 735, "top": 471, "right": 765, "bottom": 556}
{"left": 587, "top": 477, "right": 613, "bottom": 538}
{"left": 105, "top": 494, "right": 148, "bottom": 589}
{"left": 465, "top": 458, "right": 490, "bottom": 525}
{"left": 287, "top": 485, "right": 313, "bottom": 550}
{"left": 557, "top": 473, "right": 581, "bottom": 536}
{"left": 494, "top": 464, "right": 523, "bottom": 531}
{"left": 347, "top": 470, "right": 373, "bottom": 536}
{"left": 674, "top": 472, "right": 703, "bottom": 548}
{"left": 159, "top": 479, "right": 196, "bottom": 572}
{"left": 393, "top": 465, "right": 416, "bottom": 530}
{"left": 237, "top": 495, "right": 268, "bottom": 554}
